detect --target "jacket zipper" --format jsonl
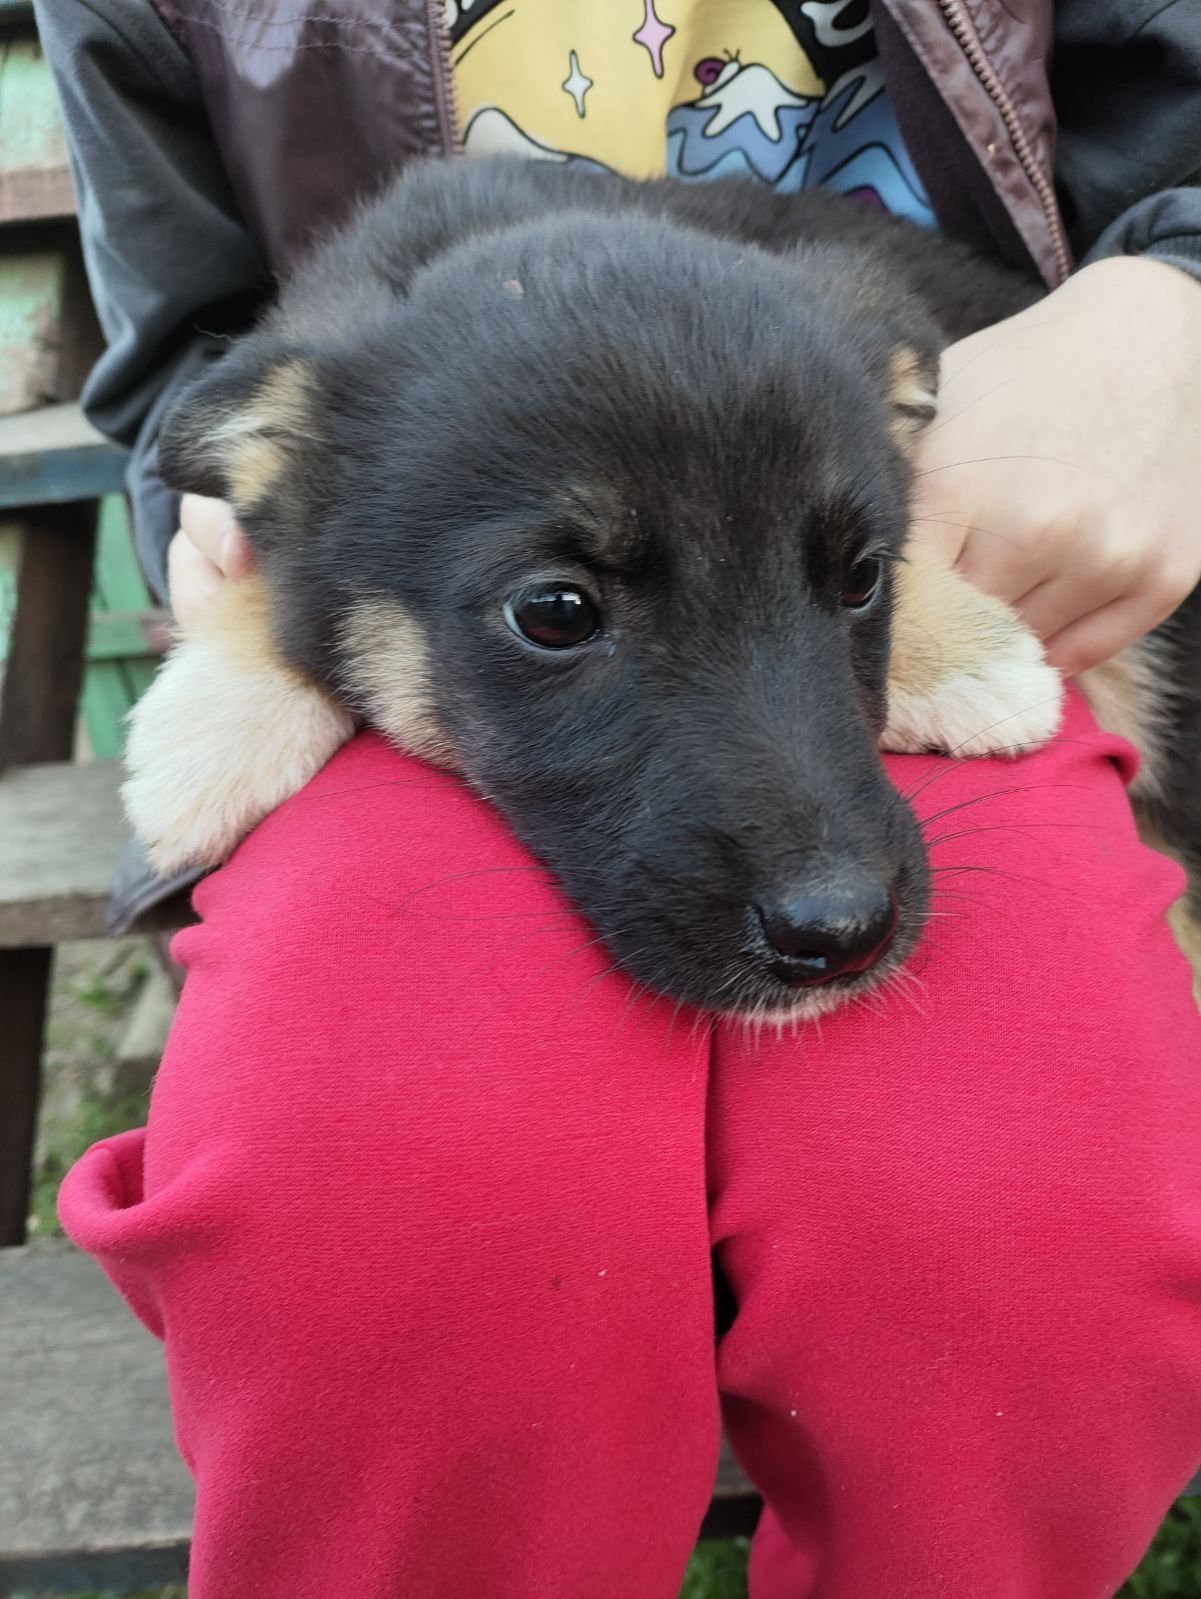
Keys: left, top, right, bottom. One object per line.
{"left": 425, "top": 0, "right": 462, "bottom": 155}
{"left": 936, "top": 0, "right": 1070, "bottom": 283}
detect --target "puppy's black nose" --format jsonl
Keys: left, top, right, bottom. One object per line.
{"left": 756, "top": 882, "right": 897, "bottom": 985}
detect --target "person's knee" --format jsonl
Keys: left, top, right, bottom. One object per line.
{"left": 715, "top": 700, "right": 1201, "bottom": 1335}
{"left": 115, "top": 733, "right": 714, "bottom": 1397}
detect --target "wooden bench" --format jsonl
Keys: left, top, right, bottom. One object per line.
{"left": 0, "top": 3, "right": 165, "bottom": 1244}
{"left": 0, "top": 402, "right": 133, "bottom": 1245}
{"left": 0, "top": 1243, "right": 762, "bottom": 1595}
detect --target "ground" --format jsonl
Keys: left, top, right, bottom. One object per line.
{"left": 20, "top": 941, "right": 1201, "bottom": 1599}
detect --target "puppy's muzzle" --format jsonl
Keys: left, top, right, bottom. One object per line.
{"left": 754, "top": 878, "right": 898, "bottom": 986}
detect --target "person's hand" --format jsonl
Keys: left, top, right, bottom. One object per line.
{"left": 166, "top": 493, "right": 256, "bottom": 630}
{"left": 909, "top": 255, "right": 1201, "bottom": 676}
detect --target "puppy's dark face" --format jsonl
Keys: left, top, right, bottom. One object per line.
{"left": 164, "top": 215, "right": 937, "bottom": 1016}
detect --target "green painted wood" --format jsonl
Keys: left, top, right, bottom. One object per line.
{"left": 0, "top": 604, "right": 164, "bottom": 663}
{"left": 96, "top": 497, "right": 151, "bottom": 608}
{"left": 83, "top": 499, "right": 163, "bottom": 756}
{"left": 79, "top": 661, "right": 131, "bottom": 761}
{"left": 88, "top": 611, "right": 167, "bottom": 661}
{"left": 0, "top": 29, "right": 75, "bottom": 223}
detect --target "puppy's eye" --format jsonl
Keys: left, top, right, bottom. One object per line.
{"left": 841, "top": 557, "right": 882, "bottom": 611}
{"left": 504, "top": 585, "right": 601, "bottom": 650}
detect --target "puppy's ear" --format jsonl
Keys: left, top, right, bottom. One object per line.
{"left": 158, "top": 340, "right": 324, "bottom": 518}
{"left": 854, "top": 313, "right": 939, "bottom": 454}
{"left": 884, "top": 344, "right": 939, "bottom": 450}
{"left": 801, "top": 245, "right": 941, "bottom": 451}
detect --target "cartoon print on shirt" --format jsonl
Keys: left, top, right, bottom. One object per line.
{"left": 665, "top": 56, "right": 817, "bottom": 187}
{"left": 448, "top": 0, "right": 935, "bottom": 227}
{"left": 799, "top": 0, "right": 873, "bottom": 49}
{"left": 667, "top": 54, "right": 934, "bottom": 221}
{"left": 632, "top": 0, "right": 677, "bottom": 79}
{"left": 562, "top": 52, "right": 593, "bottom": 118}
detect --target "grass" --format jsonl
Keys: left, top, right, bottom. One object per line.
{"left": 683, "top": 1541, "right": 751, "bottom": 1597}
{"left": 26, "top": 951, "right": 1201, "bottom": 1599}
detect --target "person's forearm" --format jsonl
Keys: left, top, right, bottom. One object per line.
{"left": 35, "top": 0, "right": 268, "bottom": 595}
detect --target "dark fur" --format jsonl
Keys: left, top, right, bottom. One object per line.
{"left": 159, "top": 158, "right": 1198, "bottom": 1013}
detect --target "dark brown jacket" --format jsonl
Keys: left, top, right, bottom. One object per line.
{"left": 37, "top": 0, "right": 1201, "bottom": 596}
{"left": 152, "top": 0, "right": 1069, "bottom": 285}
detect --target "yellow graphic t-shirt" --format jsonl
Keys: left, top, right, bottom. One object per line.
{"left": 445, "top": 0, "right": 935, "bottom": 225}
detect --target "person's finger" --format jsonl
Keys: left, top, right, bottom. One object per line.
{"left": 167, "top": 528, "right": 225, "bottom": 632}
{"left": 1011, "top": 566, "right": 1125, "bottom": 648}
{"left": 179, "top": 493, "right": 255, "bottom": 579}
{"left": 1044, "top": 597, "right": 1156, "bottom": 677}
{"left": 908, "top": 485, "right": 1049, "bottom": 603}
{"left": 956, "top": 537, "right": 1058, "bottom": 606}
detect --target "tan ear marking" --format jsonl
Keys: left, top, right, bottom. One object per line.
{"left": 212, "top": 358, "right": 319, "bottom": 509}
{"left": 340, "top": 599, "right": 457, "bottom": 767}
{"left": 888, "top": 346, "right": 938, "bottom": 449}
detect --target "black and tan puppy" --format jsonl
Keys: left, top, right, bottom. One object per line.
{"left": 125, "top": 158, "right": 1199, "bottom": 1015}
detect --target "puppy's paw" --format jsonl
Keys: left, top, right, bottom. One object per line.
{"left": 883, "top": 546, "right": 1064, "bottom": 758}
{"left": 123, "top": 580, "right": 355, "bottom": 874}
{"left": 882, "top": 636, "right": 1063, "bottom": 756}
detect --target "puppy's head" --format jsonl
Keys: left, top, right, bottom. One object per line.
{"left": 161, "top": 214, "right": 940, "bottom": 1016}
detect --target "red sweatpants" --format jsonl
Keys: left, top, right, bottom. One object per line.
{"left": 61, "top": 692, "right": 1201, "bottom": 1599}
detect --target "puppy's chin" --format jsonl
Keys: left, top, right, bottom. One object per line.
{"left": 715, "top": 955, "right": 914, "bottom": 1024}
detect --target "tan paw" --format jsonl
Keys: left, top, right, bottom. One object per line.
{"left": 883, "top": 546, "right": 1063, "bottom": 758}
{"left": 123, "top": 580, "right": 355, "bottom": 874}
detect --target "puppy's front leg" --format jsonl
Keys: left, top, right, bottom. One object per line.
{"left": 882, "top": 544, "right": 1064, "bottom": 758}
{"left": 123, "top": 576, "right": 355, "bottom": 874}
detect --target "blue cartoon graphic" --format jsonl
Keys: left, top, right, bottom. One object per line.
{"left": 666, "top": 59, "right": 818, "bottom": 186}
{"left": 667, "top": 55, "right": 936, "bottom": 227}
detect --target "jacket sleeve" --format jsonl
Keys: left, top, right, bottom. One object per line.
{"left": 1052, "top": 0, "right": 1201, "bottom": 284}
{"left": 33, "top": 0, "right": 268, "bottom": 599}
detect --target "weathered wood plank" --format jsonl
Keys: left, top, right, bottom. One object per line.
{"left": 0, "top": 30, "right": 75, "bottom": 225}
{"left": 0, "top": 249, "right": 68, "bottom": 415}
{"left": 82, "top": 500, "right": 167, "bottom": 758}
{"left": 0, "top": 404, "right": 128, "bottom": 508}
{"left": 0, "top": 500, "right": 96, "bottom": 764}
{"left": 0, "top": 500, "right": 97, "bottom": 1241}
{"left": 1, "top": 605, "right": 169, "bottom": 665}
{"left": 0, "top": 760, "right": 128, "bottom": 946}
{"left": 0, "top": 1241, "right": 193, "bottom": 1594}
